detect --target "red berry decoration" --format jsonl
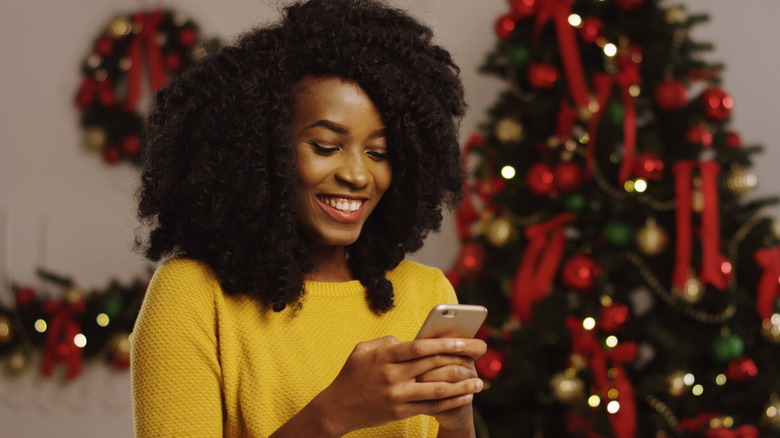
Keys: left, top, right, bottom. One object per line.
{"left": 526, "top": 162, "right": 555, "bottom": 196}
{"left": 701, "top": 87, "right": 733, "bottom": 122}
{"left": 553, "top": 162, "right": 583, "bottom": 193}
{"left": 14, "top": 287, "right": 36, "bottom": 306}
{"left": 684, "top": 125, "right": 713, "bottom": 148}
{"left": 495, "top": 13, "right": 517, "bottom": 41}
{"left": 598, "top": 303, "right": 630, "bottom": 333}
{"left": 579, "top": 17, "right": 604, "bottom": 43}
{"left": 724, "top": 131, "right": 742, "bottom": 149}
{"left": 615, "top": 0, "right": 644, "bottom": 11}
{"left": 103, "top": 144, "right": 121, "bottom": 164}
{"left": 632, "top": 153, "right": 665, "bottom": 180}
{"left": 654, "top": 80, "right": 687, "bottom": 111}
{"left": 178, "top": 27, "right": 199, "bottom": 47}
{"left": 95, "top": 37, "right": 115, "bottom": 57}
{"left": 456, "top": 243, "right": 487, "bottom": 278}
{"left": 476, "top": 348, "right": 505, "bottom": 380}
{"left": 164, "top": 52, "right": 183, "bottom": 71}
{"left": 725, "top": 357, "right": 758, "bottom": 382}
{"left": 528, "top": 63, "right": 559, "bottom": 89}
{"left": 509, "top": 0, "right": 536, "bottom": 19}
{"left": 121, "top": 135, "right": 141, "bottom": 158}
{"left": 561, "top": 254, "right": 601, "bottom": 292}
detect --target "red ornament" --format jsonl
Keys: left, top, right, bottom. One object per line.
{"left": 178, "top": 28, "right": 199, "bottom": 47}
{"left": 654, "top": 80, "right": 687, "bottom": 111}
{"left": 561, "top": 254, "right": 601, "bottom": 292}
{"left": 615, "top": 0, "right": 644, "bottom": 11}
{"left": 701, "top": 87, "right": 733, "bottom": 122}
{"left": 164, "top": 51, "right": 183, "bottom": 71}
{"left": 15, "top": 287, "right": 36, "bottom": 306}
{"left": 684, "top": 125, "right": 713, "bottom": 148}
{"left": 508, "top": 0, "right": 536, "bottom": 19}
{"left": 725, "top": 357, "right": 758, "bottom": 382}
{"left": 475, "top": 348, "right": 505, "bottom": 380}
{"left": 724, "top": 131, "right": 742, "bottom": 149}
{"left": 494, "top": 14, "right": 517, "bottom": 41}
{"left": 632, "top": 153, "right": 665, "bottom": 180}
{"left": 103, "top": 144, "right": 121, "bottom": 164}
{"left": 579, "top": 17, "right": 604, "bottom": 43}
{"left": 553, "top": 162, "right": 583, "bottom": 193}
{"left": 477, "top": 177, "right": 507, "bottom": 199}
{"left": 526, "top": 162, "right": 555, "bottom": 196}
{"left": 598, "top": 303, "right": 630, "bottom": 333}
{"left": 455, "top": 243, "right": 486, "bottom": 278}
{"left": 121, "top": 135, "right": 141, "bottom": 158}
{"left": 528, "top": 63, "right": 559, "bottom": 89}
{"left": 95, "top": 37, "right": 115, "bottom": 57}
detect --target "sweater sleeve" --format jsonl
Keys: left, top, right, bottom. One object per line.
{"left": 131, "top": 259, "right": 224, "bottom": 437}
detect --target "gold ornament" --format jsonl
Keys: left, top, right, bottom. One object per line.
{"left": 675, "top": 274, "right": 704, "bottom": 304}
{"left": 666, "top": 6, "right": 687, "bottom": 24}
{"left": 666, "top": 370, "right": 692, "bottom": 397}
{"left": 763, "top": 394, "right": 780, "bottom": 430}
{"left": 106, "top": 17, "right": 133, "bottom": 39}
{"left": 190, "top": 44, "right": 209, "bottom": 62}
{"left": 692, "top": 188, "right": 704, "bottom": 213}
{"left": 4, "top": 349, "right": 28, "bottom": 376}
{"left": 635, "top": 219, "right": 668, "bottom": 256}
{"left": 495, "top": 118, "right": 524, "bottom": 143}
{"left": 486, "top": 216, "right": 514, "bottom": 247}
{"left": 762, "top": 317, "right": 780, "bottom": 344}
{"left": 726, "top": 167, "right": 758, "bottom": 197}
{"left": 66, "top": 287, "right": 84, "bottom": 304}
{"left": 83, "top": 126, "right": 108, "bottom": 151}
{"left": 551, "top": 369, "right": 585, "bottom": 403}
{"left": 0, "top": 315, "right": 12, "bottom": 344}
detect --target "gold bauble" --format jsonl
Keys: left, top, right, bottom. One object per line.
{"left": 666, "top": 6, "right": 687, "bottom": 24}
{"left": 65, "top": 287, "right": 84, "bottom": 304}
{"left": 486, "top": 216, "right": 514, "bottom": 247}
{"left": 83, "top": 126, "right": 108, "bottom": 151}
{"left": 635, "top": 219, "right": 668, "bottom": 256}
{"left": 692, "top": 188, "right": 704, "bottom": 213}
{"left": 763, "top": 394, "right": 780, "bottom": 430}
{"left": 761, "top": 317, "right": 780, "bottom": 344}
{"left": 666, "top": 370, "right": 691, "bottom": 397}
{"left": 0, "top": 315, "right": 12, "bottom": 344}
{"left": 106, "top": 17, "right": 133, "bottom": 39}
{"left": 551, "top": 369, "right": 585, "bottom": 403}
{"left": 675, "top": 274, "right": 704, "bottom": 304}
{"left": 726, "top": 167, "right": 758, "bottom": 197}
{"left": 495, "top": 118, "right": 524, "bottom": 143}
{"left": 4, "top": 349, "right": 28, "bottom": 376}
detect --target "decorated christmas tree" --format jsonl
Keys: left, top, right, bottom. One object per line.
{"left": 449, "top": 0, "right": 780, "bottom": 436}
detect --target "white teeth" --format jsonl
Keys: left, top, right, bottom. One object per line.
{"left": 322, "top": 197, "right": 363, "bottom": 212}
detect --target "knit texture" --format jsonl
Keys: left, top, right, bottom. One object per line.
{"left": 131, "top": 258, "right": 458, "bottom": 437}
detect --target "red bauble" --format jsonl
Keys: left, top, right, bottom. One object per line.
{"left": 103, "top": 144, "right": 121, "bottom": 164}
{"left": 724, "top": 131, "right": 742, "bottom": 149}
{"left": 598, "top": 303, "right": 630, "bottom": 333}
{"left": 654, "top": 80, "right": 687, "bottom": 111}
{"left": 561, "top": 254, "right": 601, "bottom": 292}
{"left": 475, "top": 348, "right": 505, "bottom": 380}
{"left": 121, "top": 135, "right": 141, "bottom": 158}
{"left": 579, "top": 17, "right": 604, "bottom": 43}
{"left": 526, "top": 162, "right": 555, "bottom": 196}
{"left": 164, "top": 52, "right": 183, "bottom": 71}
{"left": 95, "top": 37, "right": 115, "bottom": 57}
{"left": 455, "top": 243, "right": 486, "bottom": 278}
{"left": 178, "top": 28, "right": 199, "bottom": 47}
{"left": 494, "top": 13, "right": 517, "bottom": 41}
{"left": 528, "top": 63, "right": 559, "bottom": 89}
{"left": 477, "top": 177, "right": 507, "bottom": 198}
{"left": 725, "top": 357, "right": 758, "bottom": 382}
{"left": 508, "top": 0, "right": 536, "bottom": 19}
{"left": 701, "top": 87, "right": 733, "bottom": 122}
{"left": 14, "top": 287, "right": 36, "bottom": 306}
{"left": 632, "top": 153, "right": 665, "bottom": 180}
{"left": 684, "top": 125, "right": 713, "bottom": 148}
{"left": 615, "top": 0, "right": 644, "bottom": 11}
{"left": 553, "top": 162, "right": 583, "bottom": 193}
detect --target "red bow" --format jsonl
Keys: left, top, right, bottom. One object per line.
{"left": 124, "top": 11, "right": 166, "bottom": 111}
{"left": 705, "top": 425, "right": 760, "bottom": 438}
{"left": 533, "top": 0, "right": 590, "bottom": 109}
{"left": 74, "top": 77, "right": 116, "bottom": 109}
{"left": 41, "top": 298, "right": 86, "bottom": 380}
{"left": 672, "top": 160, "right": 731, "bottom": 292}
{"left": 511, "top": 213, "right": 574, "bottom": 321}
{"left": 753, "top": 246, "right": 780, "bottom": 320}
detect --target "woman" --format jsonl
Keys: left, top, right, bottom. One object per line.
{"left": 132, "top": 0, "right": 486, "bottom": 437}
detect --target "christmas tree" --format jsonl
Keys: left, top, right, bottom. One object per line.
{"left": 449, "top": 1, "right": 780, "bottom": 436}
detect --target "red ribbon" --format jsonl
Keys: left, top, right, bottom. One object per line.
{"left": 124, "top": 11, "right": 166, "bottom": 111}
{"left": 41, "top": 299, "right": 86, "bottom": 380}
{"left": 672, "top": 160, "right": 731, "bottom": 291}
{"left": 584, "top": 53, "right": 641, "bottom": 184}
{"left": 753, "top": 246, "right": 780, "bottom": 320}
{"left": 455, "top": 135, "right": 487, "bottom": 241}
{"left": 567, "top": 317, "right": 637, "bottom": 438}
{"left": 533, "top": 0, "right": 590, "bottom": 109}
{"left": 705, "top": 425, "right": 760, "bottom": 438}
{"left": 75, "top": 77, "right": 116, "bottom": 108}
{"left": 511, "top": 213, "right": 574, "bottom": 321}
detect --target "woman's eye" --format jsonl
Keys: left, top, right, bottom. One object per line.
{"left": 309, "top": 141, "right": 339, "bottom": 155}
{"left": 367, "top": 150, "right": 388, "bottom": 161}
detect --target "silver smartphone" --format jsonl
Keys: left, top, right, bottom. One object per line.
{"left": 415, "top": 304, "right": 488, "bottom": 339}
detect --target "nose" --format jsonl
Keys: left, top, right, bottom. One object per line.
{"left": 334, "top": 152, "right": 370, "bottom": 189}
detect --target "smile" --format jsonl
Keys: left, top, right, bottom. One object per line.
{"left": 317, "top": 195, "right": 367, "bottom": 223}
{"left": 319, "top": 196, "right": 364, "bottom": 212}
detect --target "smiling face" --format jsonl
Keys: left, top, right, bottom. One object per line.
{"left": 291, "top": 76, "right": 392, "bottom": 252}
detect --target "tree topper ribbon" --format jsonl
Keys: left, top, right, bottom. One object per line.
{"left": 124, "top": 11, "right": 166, "bottom": 111}
{"left": 753, "top": 246, "right": 780, "bottom": 320}
{"left": 41, "top": 298, "right": 86, "bottom": 380}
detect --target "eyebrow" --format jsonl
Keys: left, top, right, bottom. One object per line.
{"left": 305, "top": 120, "right": 386, "bottom": 139}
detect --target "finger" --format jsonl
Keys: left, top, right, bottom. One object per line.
{"left": 354, "top": 335, "right": 400, "bottom": 353}
{"left": 405, "top": 378, "right": 483, "bottom": 403}
{"left": 412, "top": 392, "right": 475, "bottom": 415}
{"left": 383, "top": 338, "right": 482, "bottom": 363}
{"left": 403, "top": 355, "right": 473, "bottom": 379}
{"left": 416, "top": 364, "right": 477, "bottom": 383}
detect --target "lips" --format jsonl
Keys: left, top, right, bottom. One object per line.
{"left": 317, "top": 195, "right": 367, "bottom": 223}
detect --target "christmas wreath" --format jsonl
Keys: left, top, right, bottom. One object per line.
{"left": 75, "top": 9, "right": 218, "bottom": 165}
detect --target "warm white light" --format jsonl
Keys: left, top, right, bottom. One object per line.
{"left": 96, "top": 313, "right": 110, "bottom": 327}
{"left": 634, "top": 179, "right": 648, "bottom": 192}
{"left": 603, "top": 43, "right": 618, "bottom": 57}
{"left": 35, "top": 319, "right": 47, "bottom": 333}
{"left": 771, "top": 313, "right": 780, "bottom": 325}
{"left": 74, "top": 333, "right": 87, "bottom": 348}
{"left": 568, "top": 14, "right": 583, "bottom": 27}
{"left": 605, "top": 335, "right": 618, "bottom": 348}
{"left": 683, "top": 373, "right": 695, "bottom": 386}
{"left": 583, "top": 317, "right": 597, "bottom": 331}
{"left": 607, "top": 400, "right": 620, "bottom": 414}
{"left": 715, "top": 374, "right": 727, "bottom": 386}
{"left": 501, "top": 165, "right": 517, "bottom": 180}
{"left": 588, "top": 395, "right": 601, "bottom": 407}
{"left": 692, "top": 384, "right": 704, "bottom": 396}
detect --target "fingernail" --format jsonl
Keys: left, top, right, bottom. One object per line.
{"left": 453, "top": 340, "right": 465, "bottom": 350}
{"left": 476, "top": 379, "right": 484, "bottom": 391}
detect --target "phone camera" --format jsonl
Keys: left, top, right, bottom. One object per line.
{"left": 442, "top": 310, "right": 449, "bottom": 316}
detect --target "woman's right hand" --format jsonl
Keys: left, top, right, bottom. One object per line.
{"left": 312, "top": 335, "right": 486, "bottom": 437}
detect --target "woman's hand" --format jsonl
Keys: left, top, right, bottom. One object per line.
{"left": 311, "top": 335, "right": 486, "bottom": 437}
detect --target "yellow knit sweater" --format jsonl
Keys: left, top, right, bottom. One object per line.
{"left": 131, "top": 258, "right": 458, "bottom": 437}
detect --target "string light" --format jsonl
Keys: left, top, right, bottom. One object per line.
{"left": 568, "top": 14, "right": 583, "bottom": 27}
{"left": 603, "top": 43, "right": 618, "bottom": 57}
{"left": 588, "top": 395, "right": 601, "bottom": 407}
{"left": 501, "top": 165, "right": 517, "bottom": 179}
{"left": 35, "top": 319, "right": 47, "bottom": 333}
{"left": 583, "top": 317, "right": 597, "bottom": 330}
{"left": 607, "top": 400, "right": 620, "bottom": 413}
{"left": 74, "top": 333, "right": 87, "bottom": 348}
{"left": 715, "top": 374, "right": 727, "bottom": 385}
{"left": 634, "top": 178, "right": 648, "bottom": 193}
{"left": 683, "top": 373, "right": 695, "bottom": 386}
{"left": 692, "top": 384, "right": 703, "bottom": 396}
{"left": 605, "top": 335, "right": 618, "bottom": 348}
{"left": 97, "top": 313, "right": 110, "bottom": 327}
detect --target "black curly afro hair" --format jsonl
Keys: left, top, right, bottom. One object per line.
{"left": 136, "top": 0, "right": 466, "bottom": 313}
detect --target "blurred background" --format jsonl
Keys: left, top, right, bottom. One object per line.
{"left": 0, "top": 0, "right": 778, "bottom": 436}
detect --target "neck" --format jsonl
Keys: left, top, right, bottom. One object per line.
{"left": 305, "top": 244, "right": 353, "bottom": 282}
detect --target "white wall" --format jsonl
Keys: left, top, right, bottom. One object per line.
{"left": 1, "top": 1, "right": 778, "bottom": 436}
